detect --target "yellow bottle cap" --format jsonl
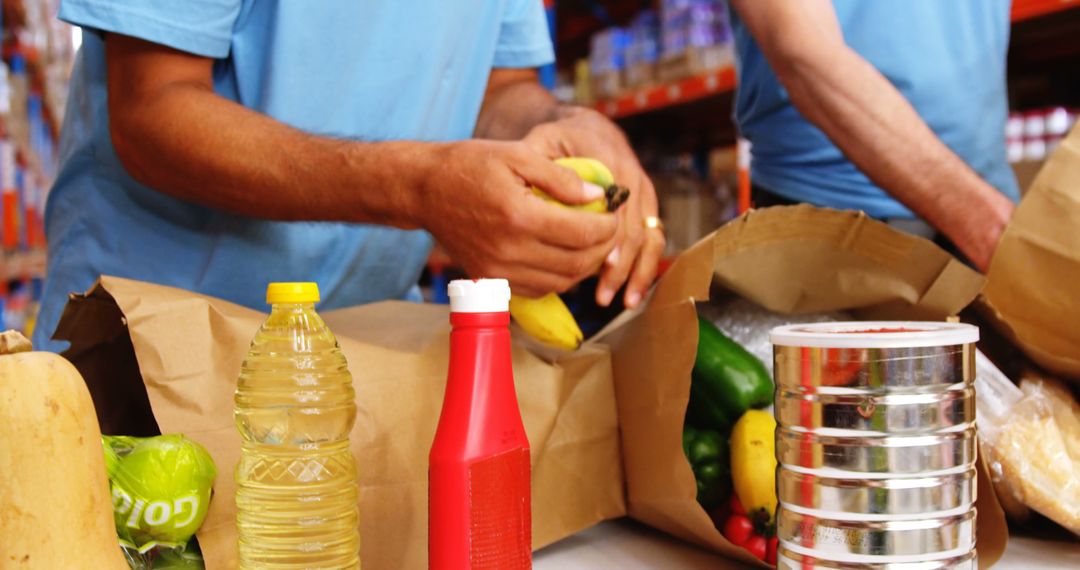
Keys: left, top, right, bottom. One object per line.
{"left": 266, "top": 282, "right": 320, "bottom": 304}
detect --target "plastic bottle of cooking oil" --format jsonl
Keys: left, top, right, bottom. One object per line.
{"left": 235, "top": 282, "right": 360, "bottom": 569}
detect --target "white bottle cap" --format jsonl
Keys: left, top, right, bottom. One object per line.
{"left": 448, "top": 279, "right": 511, "bottom": 313}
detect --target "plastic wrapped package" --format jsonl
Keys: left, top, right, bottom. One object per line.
{"left": 696, "top": 297, "right": 849, "bottom": 376}
{"left": 102, "top": 435, "right": 217, "bottom": 569}
{"left": 974, "top": 352, "right": 1033, "bottom": 522}
{"left": 975, "top": 355, "right": 1080, "bottom": 536}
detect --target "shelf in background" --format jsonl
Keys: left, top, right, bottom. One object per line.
{"left": 590, "top": 1, "right": 1077, "bottom": 124}
{"left": 1012, "top": 0, "right": 1080, "bottom": 21}
{"left": 2, "top": 249, "right": 46, "bottom": 281}
{"left": 594, "top": 67, "right": 736, "bottom": 120}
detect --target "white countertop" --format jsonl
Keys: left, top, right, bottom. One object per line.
{"left": 534, "top": 518, "right": 1080, "bottom": 569}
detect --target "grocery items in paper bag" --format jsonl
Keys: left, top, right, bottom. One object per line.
{"left": 55, "top": 276, "right": 624, "bottom": 570}
{"left": 234, "top": 282, "right": 360, "bottom": 569}
{"left": 682, "top": 425, "right": 731, "bottom": 511}
{"left": 509, "top": 157, "right": 629, "bottom": 351}
{"left": 686, "top": 315, "right": 773, "bottom": 429}
{"left": 974, "top": 350, "right": 1034, "bottom": 522}
{"left": 509, "top": 291, "right": 585, "bottom": 351}
{"left": 729, "top": 410, "right": 777, "bottom": 526}
{"left": 977, "top": 359, "right": 1080, "bottom": 536}
{"left": 696, "top": 298, "right": 849, "bottom": 377}
{"left": 0, "top": 329, "right": 128, "bottom": 569}
{"left": 721, "top": 503, "right": 753, "bottom": 546}
{"left": 102, "top": 434, "right": 215, "bottom": 564}
{"left": 771, "top": 323, "right": 980, "bottom": 569}
{"left": 681, "top": 310, "right": 778, "bottom": 562}
{"left": 608, "top": 206, "right": 1003, "bottom": 568}
{"left": 144, "top": 547, "right": 206, "bottom": 569}
{"left": 740, "top": 534, "right": 766, "bottom": 562}
{"left": 431, "top": 279, "right": 531, "bottom": 569}
{"left": 717, "top": 496, "right": 777, "bottom": 564}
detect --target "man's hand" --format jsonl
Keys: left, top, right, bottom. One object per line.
{"left": 476, "top": 69, "right": 664, "bottom": 308}
{"left": 522, "top": 107, "right": 664, "bottom": 308}
{"left": 954, "top": 195, "right": 1013, "bottom": 272}
{"left": 418, "top": 140, "right": 619, "bottom": 298}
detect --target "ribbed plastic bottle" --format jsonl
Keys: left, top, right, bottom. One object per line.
{"left": 429, "top": 279, "right": 532, "bottom": 569}
{"left": 235, "top": 282, "right": 360, "bottom": 569}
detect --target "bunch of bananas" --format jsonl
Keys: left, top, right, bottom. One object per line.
{"left": 509, "top": 157, "right": 629, "bottom": 350}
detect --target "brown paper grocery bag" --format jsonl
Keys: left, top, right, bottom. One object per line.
{"left": 599, "top": 205, "right": 1008, "bottom": 568}
{"left": 54, "top": 205, "right": 1011, "bottom": 569}
{"left": 984, "top": 125, "right": 1080, "bottom": 382}
{"left": 55, "top": 277, "right": 625, "bottom": 569}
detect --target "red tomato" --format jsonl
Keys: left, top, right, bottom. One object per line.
{"left": 766, "top": 536, "right": 778, "bottom": 564}
{"left": 744, "top": 535, "right": 767, "bottom": 561}
{"left": 729, "top": 495, "right": 746, "bottom": 516}
{"left": 723, "top": 515, "right": 753, "bottom": 547}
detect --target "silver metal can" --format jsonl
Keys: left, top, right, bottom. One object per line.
{"left": 770, "top": 322, "right": 979, "bottom": 569}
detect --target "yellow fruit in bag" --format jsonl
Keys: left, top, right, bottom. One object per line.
{"left": 730, "top": 410, "right": 778, "bottom": 521}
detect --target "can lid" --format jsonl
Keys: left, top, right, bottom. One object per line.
{"left": 769, "top": 321, "right": 978, "bottom": 349}
{"left": 448, "top": 279, "right": 510, "bottom": 313}
{"left": 266, "top": 282, "right": 320, "bottom": 304}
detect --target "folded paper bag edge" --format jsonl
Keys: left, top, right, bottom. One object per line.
{"left": 983, "top": 124, "right": 1080, "bottom": 382}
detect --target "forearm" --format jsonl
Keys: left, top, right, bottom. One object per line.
{"left": 777, "top": 45, "right": 1012, "bottom": 259}
{"left": 474, "top": 75, "right": 562, "bottom": 140}
{"left": 111, "top": 82, "right": 434, "bottom": 227}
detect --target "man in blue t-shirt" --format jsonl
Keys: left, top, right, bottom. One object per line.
{"left": 37, "top": 0, "right": 664, "bottom": 351}
{"left": 729, "top": 0, "right": 1018, "bottom": 271}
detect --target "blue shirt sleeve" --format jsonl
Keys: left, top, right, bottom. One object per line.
{"left": 59, "top": 0, "right": 242, "bottom": 58}
{"left": 492, "top": 0, "right": 555, "bottom": 68}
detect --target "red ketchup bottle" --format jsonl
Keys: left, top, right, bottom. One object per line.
{"left": 429, "top": 279, "right": 532, "bottom": 570}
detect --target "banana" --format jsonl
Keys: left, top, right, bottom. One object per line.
{"left": 730, "top": 410, "right": 778, "bottom": 522}
{"left": 555, "top": 156, "right": 615, "bottom": 188}
{"left": 509, "top": 156, "right": 629, "bottom": 351}
{"left": 508, "top": 293, "right": 584, "bottom": 351}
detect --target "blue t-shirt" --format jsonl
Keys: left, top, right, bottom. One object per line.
{"left": 731, "top": 0, "right": 1020, "bottom": 218}
{"left": 37, "top": 0, "right": 554, "bottom": 351}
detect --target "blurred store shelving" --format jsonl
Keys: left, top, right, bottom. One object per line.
{"left": 0, "top": 0, "right": 76, "bottom": 335}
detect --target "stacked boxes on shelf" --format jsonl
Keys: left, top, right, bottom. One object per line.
{"left": 588, "top": 27, "right": 629, "bottom": 100}
{"left": 1007, "top": 107, "right": 1078, "bottom": 192}
{"left": 656, "top": 0, "right": 734, "bottom": 82}
{"left": 1007, "top": 107, "right": 1078, "bottom": 164}
{"left": 623, "top": 10, "right": 660, "bottom": 89}
{"left": 583, "top": 0, "right": 735, "bottom": 102}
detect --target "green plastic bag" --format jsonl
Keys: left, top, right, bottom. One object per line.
{"left": 102, "top": 434, "right": 216, "bottom": 568}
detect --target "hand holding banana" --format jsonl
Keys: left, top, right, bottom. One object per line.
{"left": 522, "top": 108, "right": 665, "bottom": 310}
{"left": 509, "top": 157, "right": 629, "bottom": 350}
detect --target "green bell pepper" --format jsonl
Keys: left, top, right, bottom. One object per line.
{"left": 682, "top": 425, "right": 731, "bottom": 511}
{"left": 686, "top": 315, "right": 774, "bottom": 430}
